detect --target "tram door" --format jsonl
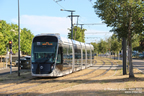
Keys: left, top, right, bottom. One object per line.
{"left": 62, "top": 45, "right": 72, "bottom": 72}
{"left": 56, "top": 47, "right": 63, "bottom": 71}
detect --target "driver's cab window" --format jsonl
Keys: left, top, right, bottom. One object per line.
{"left": 56, "top": 47, "right": 62, "bottom": 64}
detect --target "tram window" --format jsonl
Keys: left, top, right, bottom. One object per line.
{"left": 56, "top": 47, "right": 63, "bottom": 64}
{"left": 75, "top": 49, "right": 81, "bottom": 59}
{"left": 57, "top": 54, "right": 61, "bottom": 63}
{"left": 34, "top": 46, "right": 55, "bottom": 53}
{"left": 87, "top": 50, "right": 90, "bottom": 59}
{"left": 83, "top": 49, "right": 85, "bottom": 59}
{"left": 92, "top": 50, "right": 94, "bottom": 59}
{"left": 63, "top": 46, "right": 68, "bottom": 63}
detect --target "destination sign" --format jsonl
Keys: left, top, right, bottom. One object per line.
{"left": 35, "top": 42, "right": 56, "bottom": 46}
{"left": 42, "top": 42, "right": 53, "bottom": 45}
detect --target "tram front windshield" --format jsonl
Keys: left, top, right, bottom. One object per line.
{"left": 31, "top": 36, "right": 58, "bottom": 64}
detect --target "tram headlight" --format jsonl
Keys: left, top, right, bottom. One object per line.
{"left": 51, "top": 65, "right": 54, "bottom": 69}
{"left": 32, "top": 65, "right": 33, "bottom": 69}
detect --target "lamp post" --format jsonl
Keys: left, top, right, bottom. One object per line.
{"left": 18, "top": 0, "right": 20, "bottom": 76}
{"left": 60, "top": 9, "right": 75, "bottom": 40}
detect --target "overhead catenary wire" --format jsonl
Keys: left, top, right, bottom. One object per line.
{"left": 53, "top": 0, "right": 66, "bottom": 9}
{"left": 85, "top": 32, "right": 111, "bottom": 34}
{"left": 53, "top": 0, "right": 112, "bottom": 41}
{"left": 53, "top": 0, "right": 102, "bottom": 32}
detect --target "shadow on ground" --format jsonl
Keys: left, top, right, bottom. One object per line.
{"left": 0, "top": 88, "right": 143, "bottom": 96}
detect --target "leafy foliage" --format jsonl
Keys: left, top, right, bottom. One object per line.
{"left": 21, "top": 28, "right": 34, "bottom": 55}
{"left": 0, "top": 20, "right": 34, "bottom": 55}
{"left": 111, "top": 34, "right": 122, "bottom": 53}
{"left": 91, "top": 42, "right": 98, "bottom": 53}
{"left": 94, "top": 0, "right": 144, "bottom": 77}
{"left": 68, "top": 26, "right": 86, "bottom": 42}
{"left": 94, "top": 0, "right": 144, "bottom": 38}
{"left": 97, "top": 39, "right": 107, "bottom": 53}
{"left": 91, "top": 34, "right": 122, "bottom": 55}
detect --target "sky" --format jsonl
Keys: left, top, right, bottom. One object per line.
{"left": 0, "top": 0, "right": 113, "bottom": 43}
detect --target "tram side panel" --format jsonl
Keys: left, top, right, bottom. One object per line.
{"left": 74, "top": 46, "right": 81, "bottom": 71}
{"left": 82, "top": 48, "right": 86, "bottom": 68}
{"left": 87, "top": 49, "right": 91, "bottom": 67}
{"left": 55, "top": 44, "right": 73, "bottom": 76}
{"left": 92, "top": 50, "right": 95, "bottom": 65}
{"left": 62, "top": 44, "right": 73, "bottom": 75}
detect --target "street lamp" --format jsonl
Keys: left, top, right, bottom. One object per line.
{"left": 60, "top": 9, "right": 75, "bottom": 40}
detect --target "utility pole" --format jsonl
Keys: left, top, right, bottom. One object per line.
{"left": 71, "top": 12, "right": 73, "bottom": 39}
{"left": 78, "top": 23, "right": 104, "bottom": 30}
{"left": 61, "top": 9, "right": 75, "bottom": 39}
{"left": 18, "top": 0, "right": 21, "bottom": 76}
{"left": 9, "top": 41, "right": 12, "bottom": 74}
{"left": 68, "top": 15, "right": 79, "bottom": 40}
{"left": 76, "top": 16, "right": 79, "bottom": 40}
{"left": 78, "top": 24, "right": 84, "bottom": 29}
{"left": 78, "top": 23, "right": 104, "bottom": 42}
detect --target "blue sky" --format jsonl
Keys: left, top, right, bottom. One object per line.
{"left": 0, "top": 0, "right": 113, "bottom": 43}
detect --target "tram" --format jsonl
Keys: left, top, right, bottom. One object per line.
{"left": 31, "top": 33, "right": 94, "bottom": 77}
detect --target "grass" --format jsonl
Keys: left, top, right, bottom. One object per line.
{"left": 0, "top": 56, "right": 144, "bottom": 96}
{"left": 95, "top": 56, "right": 123, "bottom": 65}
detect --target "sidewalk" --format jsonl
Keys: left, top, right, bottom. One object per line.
{"left": 0, "top": 67, "right": 18, "bottom": 75}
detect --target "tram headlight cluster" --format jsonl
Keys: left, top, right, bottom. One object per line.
{"left": 32, "top": 65, "right": 33, "bottom": 69}
{"left": 51, "top": 65, "right": 54, "bottom": 69}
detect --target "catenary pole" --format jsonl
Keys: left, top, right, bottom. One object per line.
{"left": 18, "top": 0, "right": 21, "bottom": 76}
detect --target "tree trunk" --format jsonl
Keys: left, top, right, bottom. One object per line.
{"left": 118, "top": 51, "right": 119, "bottom": 60}
{"left": 128, "top": 39, "right": 134, "bottom": 78}
{"left": 128, "top": 15, "right": 134, "bottom": 78}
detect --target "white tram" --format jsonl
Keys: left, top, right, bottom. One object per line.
{"left": 31, "top": 33, "right": 94, "bottom": 77}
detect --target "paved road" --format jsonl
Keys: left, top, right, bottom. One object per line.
{"left": 89, "top": 58, "right": 144, "bottom": 73}
{"left": 0, "top": 67, "right": 18, "bottom": 75}
{"left": 133, "top": 59, "right": 144, "bottom": 73}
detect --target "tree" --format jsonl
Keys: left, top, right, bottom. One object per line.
{"left": 91, "top": 42, "right": 99, "bottom": 55}
{"left": 0, "top": 20, "right": 34, "bottom": 56}
{"left": 132, "top": 34, "right": 143, "bottom": 52}
{"left": 132, "top": 34, "right": 140, "bottom": 50}
{"left": 10, "top": 23, "right": 19, "bottom": 54}
{"left": 111, "top": 34, "right": 122, "bottom": 59}
{"left": 94, "top": 0, "right": 144, "bottom": 78}
{"left": 98, "top": 39, "right": 107, "bottom": 54}
{"left": 21, "top": 28, "right": 34, "bottom": 55}
{"left": 0, "top": 32, "right": 5, "bottom": 62}
{"left": 68, "top": 26, "right": 86, "bottom": 42}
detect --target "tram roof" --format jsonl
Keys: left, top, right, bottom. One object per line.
{"left": 60, "top": 37, "right": 72, "bottom": 45}
{"left": 35, "top": 33, "right": 93, "bottom": 49}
